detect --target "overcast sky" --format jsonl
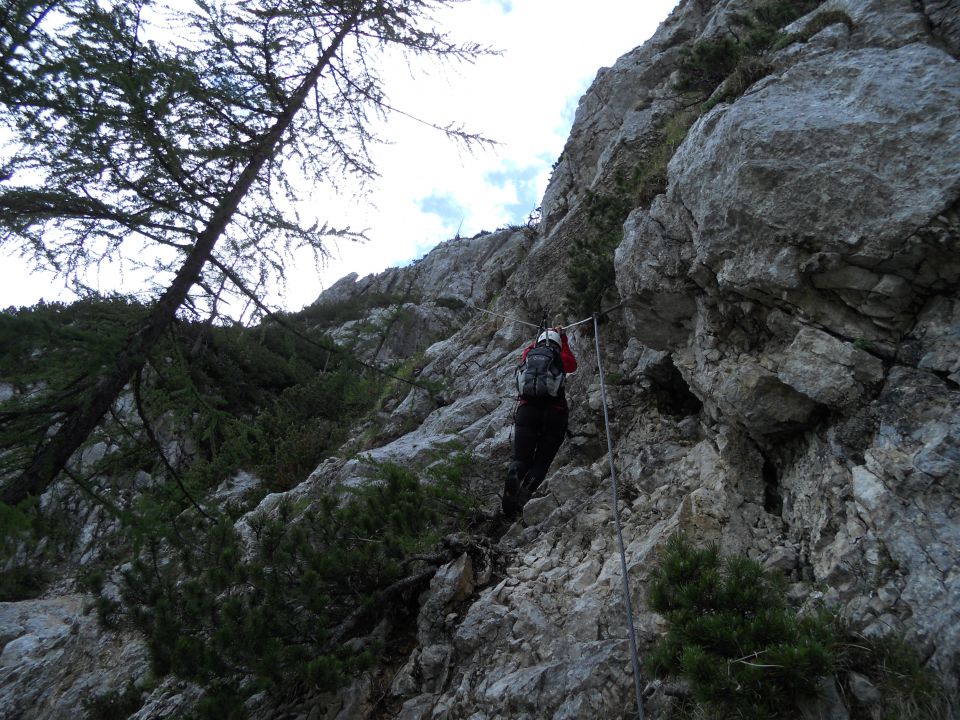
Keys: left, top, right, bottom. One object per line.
{"left": 0, "top": 0, "right": 679, "bottom": 313}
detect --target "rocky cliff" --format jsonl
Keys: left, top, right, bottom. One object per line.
{"left": 3, "top": 0, "right": 960, "bottom": 718}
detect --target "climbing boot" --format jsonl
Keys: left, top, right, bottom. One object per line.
{"left": 501, "top": 491, "right": 522, "bottom": 519}
{"left": 517, "top": 472, "right": 542, "bottom": 508}
{"left": 502, "top": 469, "right": 521, "bottom": 519}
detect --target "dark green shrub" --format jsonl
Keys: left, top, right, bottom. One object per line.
{"left": 675, "top": 35, "right": 745, "bottom": 97}
{"left": 0, "top": 564, "right": 48, "bottom": 601}
{"left": 116, "top": 314, "right": 383, "bottom": 494}
{"left": 434, "top": 297, "right": 466, "bottom": 311}
{"left": 0, "top": 500, "right": 51, "bottom": 600}
{"left": 835, "top": 633, "right": 948, "bottom": 720}
{"left": 83, "top": 681, "right": 145, "bottom": 720}
{"left": 741, "top": 0, "right": 824, "bottom": 46}
{"left": 715, "top": 56, "right": 772, "bottom": 107}
{"left": 251, "top": 369, "right": 380, "bottom": 489}
{"left": 648, "top": 535, "right": 837, "bottom": 718}
{"left": 676, "top": 0, "right": 827, "bottom": 105}
{"left": 122, "top": 459, "right": 474, "bottom": 701}
{"left": 0, "top": 297, "right": 150, "bottom": 479}
{"left": 565, "top": 190, "right": 631, "bottom": 319}
{"left": 185, "top": 684, "right": 248, "bottom": 720}
{"left": 649, "top": 536, "right": 949, "bottom": 719}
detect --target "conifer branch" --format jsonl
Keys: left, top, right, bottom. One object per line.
{"left": 132, "top": 366, "right": 214, "bottom": 521}
{"left": 323, "top": 565, "right": 442, "bottom": 651}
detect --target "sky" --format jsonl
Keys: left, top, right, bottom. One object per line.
{"left": 0, "top": 0, "right": 679, "bottom": 314}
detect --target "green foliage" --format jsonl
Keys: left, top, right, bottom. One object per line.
{"left": 0, "top": 0, "right": 493, "bottom": 507}
{"left": 434, "top": 297, "right": 467, "bottom": 311}
{"left": 649, "top": 536, "right": 948, "bottom": 719}
{"left": 183, "top": 683, "right": 249, "bottom": 720}
{"left": 0, "top": 296, "right": 395, "bottom": 613}
{"left": 0, "top": 499, "right": 55, "bottom": 600}
{"left": 299, "top": 292, "right": 417, "bottom": 326}
{"left": 835, "top": 634, "right": 948, "bottom": 720}
{"left": 565, "top": 111, "right": 695, "bottom": 319}
{"left": 0, "top": 297, "right": 384, "bottom": 507}
{"left": 83, "top": 681, "right": 145, "bottom": 720}
{"left": 152, "top": 323, "right": 380, "bottom": 492}
{"left": 253, "top": 370, "right": 379, "bottom": 488}
{"left": 675, "top": 0, "right": 826, "bottom": 106}
{"left": 121, "top": 459, "right": 474, "bottom": 701}
{"left": 675, "top": 35, "right": 746, "bottom": 98}
{"left": 380, "top": 351, "right": 445, "bottom": 402}
{"left": 0, "top": 297, "right": 149, "bottom": 478}
{"left": 0, "top": 563, "right": 48, "bottom": 601}
{"left": 565, "top": 190, "right": 630, "bottom": 319}
{"left": 648, "top": 535, "right": 838, "bottom": 718}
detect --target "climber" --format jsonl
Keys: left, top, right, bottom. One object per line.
{"left": 502, "top": 326, "right": 578, "bottom": 519}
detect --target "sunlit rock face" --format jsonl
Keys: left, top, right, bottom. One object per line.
{"left": 310, "top": 227, "right": 534, "bottom": 362}
{"left": 370, "top": 0, "right": 960, "bottom": 716}
{"left": 5, "top": 0, "right": 960, "bottom": 718}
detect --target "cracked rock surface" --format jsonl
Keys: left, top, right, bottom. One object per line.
{"left": 4, "top": 0, "right": 959, "bottom": 718}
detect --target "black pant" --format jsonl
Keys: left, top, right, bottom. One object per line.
{"left": 506, "top": 402, "right": 568, "bottom": 498}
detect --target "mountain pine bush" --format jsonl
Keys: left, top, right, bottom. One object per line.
{"left": 648, "top": 535, "right": 947, "bottom": 719}
{"left": 648, "top": 535, "right": 837, "bottom": 718}
{"left": 675, "top": 0, "right": 827, "bottom": 107}
{"left": 119, "top": 459, "right": 475, "bottom": 708}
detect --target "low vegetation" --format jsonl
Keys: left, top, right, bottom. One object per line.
{"left": 1, "top": 295, "right": 469, "bottom": 710}
{"left": 299, "top": 290, "right": 419, "bottom": 327}
{"left": 108, "top": 459, "right": 475, "bottom": 711}
{"left": 0, "top": 500, "right": 49, "bottom": 600}
{"left": 649, "top": 535, "right": 947, "bottom": 719}
{"left": 564, "top": 112, "right": 696, "bottom": 318}
{"left": 0, "top": 297, "right": 410, "bottom": 502}
{"left": 83, "top": 681, "right": 146, "bottom": 720}
{"left": 649, "top": 535, "right": 836, "bottom": 717}
{"left": 676, "top": 1, "right": 855, "bottom": 110}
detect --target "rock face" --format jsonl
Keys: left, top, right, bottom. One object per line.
{"left": 0, "top": 596, "right": 149, "bottom": 720}
{"left": 4, "top": 0, "right": 959, "bottom": 718}
{"left": 309, "top": 228, "right": 533, "bottom": 362}
{"left": 364, "top": 0, "right": 960, "bottom": 717}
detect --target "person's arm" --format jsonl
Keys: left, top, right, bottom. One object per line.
{"left": 559, "top": 330, "right": 577, "bottom": 372}
{"left": 520, "top": 341, "right": 534, "bottom": 363}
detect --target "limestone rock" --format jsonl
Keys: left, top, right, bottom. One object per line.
{"left": 716, "top": 359, "right": 821, "bottom": 435}
{"left": 846, "top": 671, "right": 882, "bottom": 708}
{"left": 920, "top": 0, "right": 960, "bottom": 54}
{"left": 777, "top": 326, "right": 885, "bottom": 409}
{"left": 11, "top": 1, "right": 960, "bottom": 718}
{"left": 0, "top": 596, "right": 149, "bottom": 720}
{"left": 668, "top": 42, "right": 960, "bottom": 334}
{"left": 901, "top": 295, "right": 960, "bottom": 383}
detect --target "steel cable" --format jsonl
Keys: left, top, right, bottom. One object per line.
{"left": 593, "top": 312, "right": 645, "bottom": 720}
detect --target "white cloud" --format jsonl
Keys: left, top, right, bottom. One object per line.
{"left": 0, "top": 0, "right": 679, "bottom": 312}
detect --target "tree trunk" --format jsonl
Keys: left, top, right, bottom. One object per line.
{"left": 1, "top": 11, "right": 359, "bottom": 506}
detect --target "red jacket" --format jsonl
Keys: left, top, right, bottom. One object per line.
{"left": 518, "top": 334, "right": 577, "bottom": 408}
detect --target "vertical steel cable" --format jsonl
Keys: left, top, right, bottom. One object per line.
{"left": 593, "top": 313, "right": 645, "bottom": 720}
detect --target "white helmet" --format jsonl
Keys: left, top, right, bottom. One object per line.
{"left": 537, "top": 329, "right": 561, "bottom": 347}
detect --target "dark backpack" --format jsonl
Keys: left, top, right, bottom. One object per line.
{"left": 516, "top": 345, "right": 565, "bottom": 400}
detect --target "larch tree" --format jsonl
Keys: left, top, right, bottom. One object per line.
{"left": 0, "top": 0, "right": 492, "bottom": 505}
